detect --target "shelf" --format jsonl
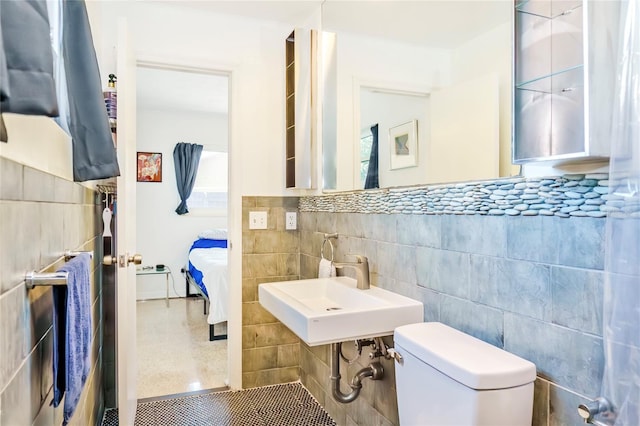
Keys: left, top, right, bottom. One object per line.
{"left": 515, "top": 2, "right": 583, "bottom": 87}
{"left": 515, "top": 0, "right": 582, "bottom": 19}
{"left": 516, "top": 64, "right": 583, "bottom": 93}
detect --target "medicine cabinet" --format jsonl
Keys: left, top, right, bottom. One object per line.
{"left": 513, "top": 0, "right": 620, "bottom": 164}
{"left": 285, "top": 28, "right": 318, "bottom": 189}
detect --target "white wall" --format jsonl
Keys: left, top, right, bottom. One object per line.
{"left": 0, "top": 115, "right": 73, "bottom": 180}
{"left": 452, "top": 22, "right": 518, "bottom": 178}
{"left": 135, "top": 107, "right": 228, "bottom": 300}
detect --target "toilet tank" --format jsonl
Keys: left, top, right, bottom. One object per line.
{"left": 394, "top": 322, "right": 536, "bottom": 426}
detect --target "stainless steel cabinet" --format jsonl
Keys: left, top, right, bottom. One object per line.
{"left": 513, "top": 0, "right": 620, "bottom": 164}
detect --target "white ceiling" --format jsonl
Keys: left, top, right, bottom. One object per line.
{"left": 322, "top": 1, "right": 511, "bottom": 49}
{"left": 136, "top": 66, "right": 229, "bottom": 114}
{"left": 135, "top": 1, "right": 511, "bottom": 114}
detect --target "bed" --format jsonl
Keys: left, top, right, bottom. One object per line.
{"left": 185, "top": 230, "right": 228, "bottom": 341}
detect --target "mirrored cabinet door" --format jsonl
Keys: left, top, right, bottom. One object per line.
{"left": 513, "top": 0, "right": 620, "bottom": 165}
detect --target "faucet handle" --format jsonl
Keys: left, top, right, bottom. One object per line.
{"left": 346, "top": 254, "right": 368, "bottom": 263}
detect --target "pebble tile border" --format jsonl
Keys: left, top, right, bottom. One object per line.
{"left": 299, "top": 174, "right": 616, "bottom": 218}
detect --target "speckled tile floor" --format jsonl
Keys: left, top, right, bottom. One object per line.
{"left": 136, "top": 298, "right": 228, "bottom": 399}
{"left": 102, "top": 383, "right": 336, "bottom": 426}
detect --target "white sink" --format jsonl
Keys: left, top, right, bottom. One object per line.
{"left": 258, "top": 276, "right": 423, "bottom": 346}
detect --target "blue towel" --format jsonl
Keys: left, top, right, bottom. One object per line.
{"left": 51, "top": 253, "right": 92, "bottom": 425}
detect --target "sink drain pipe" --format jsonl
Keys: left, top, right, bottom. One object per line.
{"left": 330, "top": 342, "right": 384, "bottom": 403}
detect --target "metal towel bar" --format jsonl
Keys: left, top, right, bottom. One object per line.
{"left": 26, "top": 250, "right": 93, "bottom": 290}
{"left": 64, "top": 250, "right": 93, "bottom": 260}
{"left": 25, "top": 271, "right": 69, "bottom": 289}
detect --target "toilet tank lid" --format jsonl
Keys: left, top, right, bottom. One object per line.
{"left": 394, "top": 322, "right": 536, "bottom": 390}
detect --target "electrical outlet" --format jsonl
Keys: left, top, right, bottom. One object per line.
{"left": 285, "top": 211, "right": 297, "bottom": 230}
{"left": 249, "top": 211, "right": 268, "bottom": 229}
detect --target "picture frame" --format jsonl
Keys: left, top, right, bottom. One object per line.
{"left": 389, "top": 120, "right": 418, "bottom": 170}
{"left": 137, "top": 152, "right": 163, "bottom": 182}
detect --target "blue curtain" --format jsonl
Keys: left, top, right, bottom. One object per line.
{"left": 364, "top": 124, "right": 379, "bottom": 189}
{"left": 173, "top": 142, "right": 203, "bottom": 215}
{"left": 63, "top": 0, "right": 120, "bottom": 181}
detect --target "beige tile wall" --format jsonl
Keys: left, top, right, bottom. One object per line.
{"left": 0, "top": 157, "right": 104, "bottom": 426}
{"left": 241, "top": 196, "right": 301, "bottom": 388}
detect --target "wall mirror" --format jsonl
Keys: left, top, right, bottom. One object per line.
{"left": 321, "top": 0, "right": 520, "bottom": 191}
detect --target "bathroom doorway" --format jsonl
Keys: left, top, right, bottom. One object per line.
{"left": 134, "top": 64, "right": 230, "bottom": 399}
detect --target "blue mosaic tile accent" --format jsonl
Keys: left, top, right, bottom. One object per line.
{"left": 300, "top": 174, "right": 611, "bottom": 218}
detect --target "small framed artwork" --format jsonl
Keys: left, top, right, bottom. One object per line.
{"left": 389, "top": 120, "right": 418, "bottom": 170}
{"left": 137, "top": 152, "right": 162, "bottom": 182}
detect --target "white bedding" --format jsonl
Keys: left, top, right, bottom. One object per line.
{"left": 188, "top": 247, "right": 228, "bottom": 324}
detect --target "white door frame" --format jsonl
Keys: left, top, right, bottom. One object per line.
{"left": 133, "top": 59, "right": 241, "bottom": 390}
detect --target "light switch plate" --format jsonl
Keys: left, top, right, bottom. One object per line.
{"left": 249, "top": 211, "right": 268, "bottom": 229}
{"left": 285, "top": 212, "right": 297, "bottom": 230}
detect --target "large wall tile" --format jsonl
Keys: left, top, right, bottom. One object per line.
{"left": 368, "top": 214, "right": 398, "bottom": 243}
{"left": 416, "top": 247, "right": 470, "bottom": 298}
{"left": 316, "top": 212, "right": 337, "bottom": 235}
{"left": 376, "top": 242, "right": 398, "bottom": 281}
{"left": 62, "top": 204, "right": 82, "bottom": 252}
{"left": 0, "top": 353, "right": 32, "bottom": 426}
{"left": 27, "top": 286, "right": 53, "bottom": 350}
{"left": 440, "top": 296, "right": 504, "bottom": 347}
{"left": 391, "top": 245, "right": 416, "bottom": 285}
{"left": 416, "top": 287, "right": 441, "bottom": 323}
{"left": 470, "top": 255, "right": 552, "bottom": 320}
{"left": 551, "top": 266, "right": 604, "bottom": 335}
{"left": 24, "top": 166, "right": 55, "bottom": 202}
{"left": 441, "top": 215, "right": 507, "bottom": 257}
{"left": 549, "top": 383, "right": 590, "bottom": 426}
{"left": 242, "top": 346, "right": 278, "bottom": 372}
{"left": 0, "top": 285, "right": 29, "bottom": 391}
{"left": 0, "top": 157, "right": 23, "bottom": 200}
{"left": 336, "top": 212, "right": 367, "bottom": 238}
{"left": 504, "top": 313, "right": 603, "bottom": 397}
{"left": 396, "top": 214, "right": 440, "bottom": 248}
{"left": 607, "top": 217, "right": 640, "bottom": 276}
{"left": 53, "top": 175, "right": 75, "bottom": 203}
{"left": 40, "top": 203, "right": 65, "bottom": 269}
{"left": 0, "top": 201, "right": 41, "bottom": 293}
{"left": 555, "top": 218, "right": 605, "bottom": 270}
{"left": 507, "top": 216, "right": 559, "bottom": 264}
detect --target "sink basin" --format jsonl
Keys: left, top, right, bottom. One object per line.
{"left": 258, "top": 276, "right": 423, "bottom": 346}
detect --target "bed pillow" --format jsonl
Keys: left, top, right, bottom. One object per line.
{"left": 198, "top": 229, "right": 227, "bottom": 240}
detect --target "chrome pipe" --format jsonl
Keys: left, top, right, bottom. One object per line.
{"left": 330, "top": 342, "right": 384, "bottom": 404}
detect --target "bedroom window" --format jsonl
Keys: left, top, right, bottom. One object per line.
{"left": 188, "top": 150, "right": 228, "bottom": 215}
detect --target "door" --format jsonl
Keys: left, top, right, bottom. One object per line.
{"left": 115, "top": 18, "right": 140, "bottom": 425}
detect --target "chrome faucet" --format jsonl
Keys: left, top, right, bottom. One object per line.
{"left": 334, "top": 255, "right": 370, "bottom": 290}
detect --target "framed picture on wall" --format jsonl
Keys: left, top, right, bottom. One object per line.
{"left": 137, "top": 152, "right": 163, "bottom": 182}
{"left": 389, "top": 120, "right": 418, "bottom": 170}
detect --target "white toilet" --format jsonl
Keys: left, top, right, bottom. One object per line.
{"left": 394, "top": 322, "right": 536, "bottom": 426}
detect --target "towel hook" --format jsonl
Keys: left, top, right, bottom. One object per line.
{"left": 321, "top": 233, "right": 338, "bottom": 262}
